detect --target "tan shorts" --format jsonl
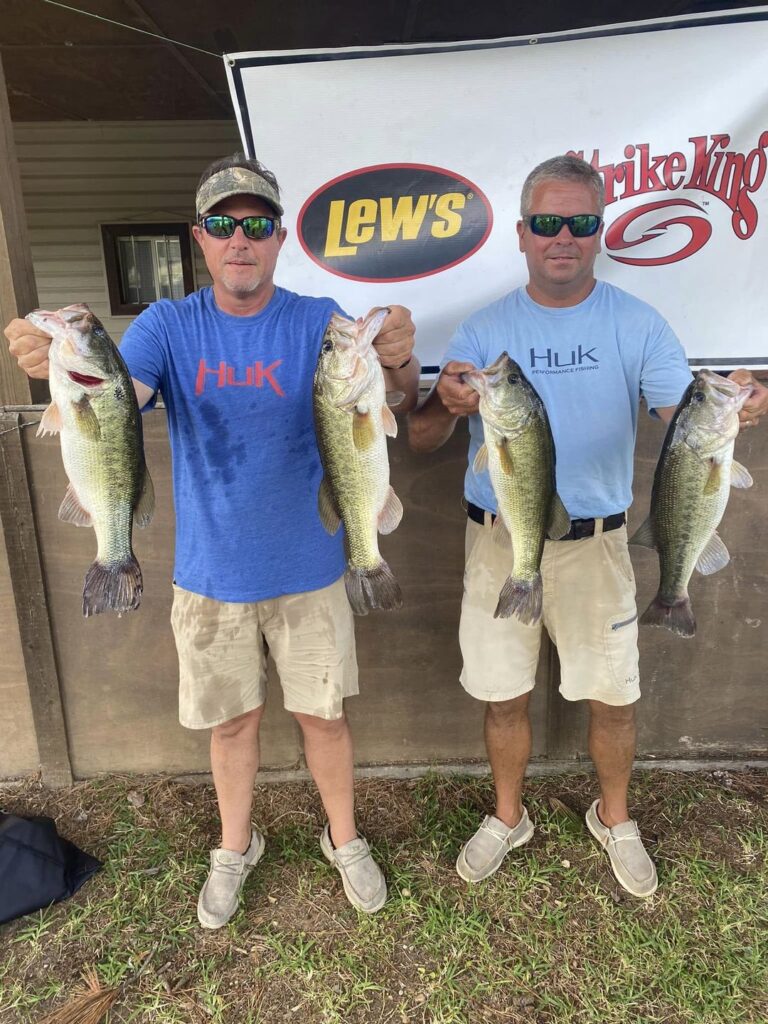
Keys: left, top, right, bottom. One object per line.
{"left": 459, "top": 516, "right": 640, "bottom": 706}
{"left": 171, "top": 577, "right": 358, "bottom": 728}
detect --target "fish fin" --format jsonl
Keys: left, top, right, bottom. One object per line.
{"left": 82, "top": 556, "right": 142, "bottom": 616}
{"left": 629, "top": 517, "right": 656, "bottom": 549}
{"left": 318, "top": 476, "right": 341, "bottom": 535}
{"left": 386, "top": 390, "right": 406, "bottom": 409}
{"left": 494, "top": 573, "right": 543, "bottom": 625}
{"left": 703, "top": 459, "right": 722, "bottom": 496}
{"left": 381, "top": 404, "right": 398, "bottom": 438}
{"left": 639, "top": 594, "right": 696, "bottom": 638}
{"left": 37, "top": 401, "right": 63, "bottom": 437}
{"left": 58, "top": 483, "right": 92, "bottom": 527}
{"left": 472, "top": 443, "right": 488, "bottom": 474}
{"left": 497, "top": 441, "right": 514, "bottom": 477}
{"left": 695, "top": 531, "right": 730, "bottom": 575}
{"left": 547, "top": 494, "right": 571, "bottom": 540}
{"left": 491, "top": 515, "right": 512, "bottom": 549}
{"left": 135, "top": 467, "right": 155, "bottom": 528}
{"left": 71, "top": 394, "right": 101, "bottom": 441}
{"left": 352, "top": 408, "right": 376, "bottom": 450}
{"left": 378, "top": 486, "right": 403, "bottom": 535}
{"left": 344, "top": 560, "right": 403, "bottom": 615}
{"left": 730, "top": 460, "right": 753, "bottom": 489}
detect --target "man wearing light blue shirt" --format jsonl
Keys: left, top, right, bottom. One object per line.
{"left": 408, "top": 154, "right": 767, "bottom": 898}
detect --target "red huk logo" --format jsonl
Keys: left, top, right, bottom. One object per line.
{"left": 570, "top": 131, "right": 768, "bottom": 266}
{"left": 195, "top": 359, "right": 284, "bottom": 397}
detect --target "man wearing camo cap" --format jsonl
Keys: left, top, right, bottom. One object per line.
{"left": 6, "top": 153, "right": 420, "bottom": 927}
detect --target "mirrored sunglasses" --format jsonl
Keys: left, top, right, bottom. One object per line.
{"left": 198, "top": 214, "right": 279, "bottom": 240}
{"left": 525, "top": 214, "right": 602, "bottom": 238}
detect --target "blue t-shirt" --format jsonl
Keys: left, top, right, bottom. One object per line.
{"left": 119, "top": 286, "right": 346, "bottom": 601}
{"left": 443, "top": 281, "right": 693, "bottom": 519}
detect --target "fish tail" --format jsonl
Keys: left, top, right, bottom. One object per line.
{"left": 639, "top": 593, "right": 696, "bottom": 638}
{"left": 83, "top": 555, "right": 143, "bottom": 617}
{"left": 494, "top": 573, "right": 543, "bottom": 625}
{"left": 344, "top": 560, "right": 403, "bottom": 616}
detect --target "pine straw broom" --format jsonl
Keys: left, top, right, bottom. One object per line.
{"left": 39, "top": 967, "right": 119, "bottom": 1024}
{"left": 39, "top": 940, "right": 163, "bottom": 1024}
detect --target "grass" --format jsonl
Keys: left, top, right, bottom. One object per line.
{"left": 0, "top": 769, "right": 766, "bottom": 1023}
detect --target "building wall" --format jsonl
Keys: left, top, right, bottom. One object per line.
{"left": 3, "top": 409, "right": 766, "bottom": 780}
{"left": 3, "top": 121, "right": 766, "bottom": 779}
{"left": 13, "top": 121, "right": 241, "bottom": 341}
{"left": 2, "top": 120, "right": 241, "bottom": 777}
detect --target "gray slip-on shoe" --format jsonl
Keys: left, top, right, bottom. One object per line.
{"left": 320, "top": 824, "right": 387, "bottom": 913}
{"left": 585, "top": 799, "right": 658, "bottom": 898}
{"left": 456, "top": 809, "right": 534, "bottom": 883}
{"left": 197, "top": 828, "right": 266, "bottom": 929}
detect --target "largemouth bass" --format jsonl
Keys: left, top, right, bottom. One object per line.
{"left": 26, "top": 304, "right": 154, "bottom": 616}
{"left": 313, "top": 309, "right": 403, "bottom": 615}
{"left": 631, "top": 370, "right": 753, "bottom": 637}
{"left": 464, "top": 353, "right": 570, "bottom": 624}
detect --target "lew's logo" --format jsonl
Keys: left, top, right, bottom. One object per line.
{"left": 571, "top": 131, "right": 768, "bottom": 266}
{"left": 297, "top": 163, "right": 493, "bottom": 282}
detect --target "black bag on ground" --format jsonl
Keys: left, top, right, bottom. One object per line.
{"left": 0, "top": 813, "right": 102, "bottom": 925}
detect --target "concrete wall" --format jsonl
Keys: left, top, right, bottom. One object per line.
{"left": 2, "top": 405, "right": 765, "bottom": 780}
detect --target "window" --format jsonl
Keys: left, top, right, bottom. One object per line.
{"left": 101, "top": 223, "right": 195, "bottom": 316}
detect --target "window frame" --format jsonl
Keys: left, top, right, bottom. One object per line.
{"left": 100, "top": 222, "right": 195, "bottom": 316}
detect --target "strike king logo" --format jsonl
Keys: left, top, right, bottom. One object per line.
{"left": 297, "top": 163, "right": 493, "bottom": 282}
{"left": 571, "top": 131, "right": 768, "bottom": 266}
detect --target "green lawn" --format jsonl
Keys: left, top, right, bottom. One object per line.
{"left": 1, "top": 769, "right": 765, "bottom": 1023}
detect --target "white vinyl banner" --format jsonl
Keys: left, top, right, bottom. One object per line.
{"left": 225, "top": 10, "right": 768, "bottom": 371}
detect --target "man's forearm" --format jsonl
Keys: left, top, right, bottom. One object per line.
{"left": 383, "top": 357, "right": 421, "bottom": 414}
{"left": 407, "top": 386, "right": 459, "bottom": 453}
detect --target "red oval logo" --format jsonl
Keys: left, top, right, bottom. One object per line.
{"left": 297, "top": 163, "right": 493, "bottom": 283}
{"left": 606, "top": 199, "right": 712, "bottom": 266}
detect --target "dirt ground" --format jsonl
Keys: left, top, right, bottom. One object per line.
{"left": 1, "top": 767, "right": 766, "bottom": 1024}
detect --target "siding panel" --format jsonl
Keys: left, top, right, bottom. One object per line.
{"left": 14, "top": 121, "right": 240, "bottom": 341}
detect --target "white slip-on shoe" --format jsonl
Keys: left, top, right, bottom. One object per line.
{"left": 197, "top": 828, "right": 266, "bottom": 929}
{"left": 456, "top": 809, "right": 534, "bottom": 883}
{"left": 585, "top": 799, "right": 658, "bottom": 898}
{"left": 320, "top": 824, "right": 387, "bottom": 913}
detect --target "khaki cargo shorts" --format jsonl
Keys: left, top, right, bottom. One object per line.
{"left": 171, "top": 577, "right": 358, "bottom": 728}
{"left": 460, "top": 516, "right": 640, "bottom": 706}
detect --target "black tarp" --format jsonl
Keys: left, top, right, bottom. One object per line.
{"left": 0, "top": 814, "right": 101, "bottom": 925}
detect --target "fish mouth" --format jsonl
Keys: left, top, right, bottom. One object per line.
{"left": 698, "top": 370, "right": 754, "bottom": 406}
{"left": 460, "top": 367, "right": 487, "bottom": 394}
{"left": 26, "top": 309, "right": 65, "bottom": 333}
{"left": 462, "top": 352, "right": 520, "bottom": 394}
{"left": 59, "top": 304, "right": 92, "bottom": 324}
{"left": 67, "top": 370, "right": 104, "bottom": 388}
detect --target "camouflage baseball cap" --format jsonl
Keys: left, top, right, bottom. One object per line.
{"left": 195, "top": 166, "right": 284, "bottom": 218}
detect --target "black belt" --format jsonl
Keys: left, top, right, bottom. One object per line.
{"left": 466, "top": 501, "right": 625, "bottom": 541}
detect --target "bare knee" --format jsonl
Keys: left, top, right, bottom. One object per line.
{"left": 212, "top": 706, "right": 264, "bottom": 742}
{"left": 588, "top": 700, "right": 636, "bottom": 728}
{"left": 486, "top": 692, "right": 531, "bottom": 726}
{"left": 293, "top": 711, "right": 348, "bottom": 739}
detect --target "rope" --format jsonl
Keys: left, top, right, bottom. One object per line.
{"left": 40, "top": 0, "right": 222, "bottom": 59}
{"left": 0, "top": 419, "right": 42, "bottom": 437}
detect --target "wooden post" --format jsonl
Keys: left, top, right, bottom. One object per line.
{"left": 0, "top": 52, "right": 45, "bottom": 407}
{"left": 0, "top": 411, "right": 73, "bottom": 787}
{"left": 0, "top": 57, "right": 69, "bottom": 785}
